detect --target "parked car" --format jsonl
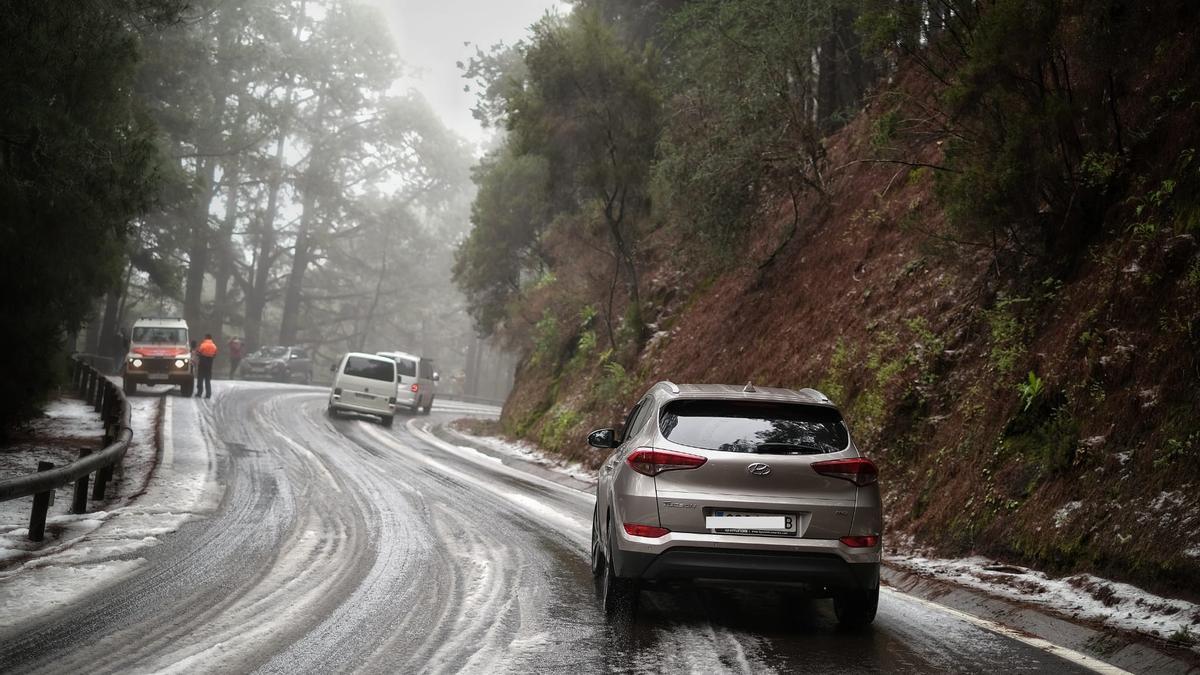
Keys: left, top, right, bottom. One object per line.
{"left": 588, "top": 382, "right": 882, "bottom": 627}
{"left": 122, "top": 317, "right": 193, "bottom": 396}
{"left": 239, "top": 345, "right": 313, "bottom": 383}
{"left": 375, "top": 351, "right": 439, "bottom": 414}
{"left": 326, "top": 352, "right": 398, "bottom": 427}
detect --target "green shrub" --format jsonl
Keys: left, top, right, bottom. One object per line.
{"left": 530, "top": 310, "right": 560, "bottom": 367}
{"left": 540, "top": 405, "right": 583, "bottom": 451}
{"left": 985, "top": 295, "right": 1030, "bottom": 376}
{"left": 1017, "top": 371, "right": 1045, "bottom": 412}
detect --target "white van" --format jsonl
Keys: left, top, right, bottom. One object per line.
{"left": 376, "top": 351, "right": 439, "bottom": 414}
{"left": 327, "top": 352, "right": 399, "bottom": 427}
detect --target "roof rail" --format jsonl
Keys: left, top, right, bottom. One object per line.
{"left": 661, "top": 380, "right": 680, "bottom": 394}
{"left": 798, "top": 387, "right": 831, "bottom": 403}
{"left": 743, "top": 381, "right": 757, "bottom": 393}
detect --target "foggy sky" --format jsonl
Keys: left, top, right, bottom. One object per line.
{"left": 379, "top": 0, "right": 568, "bottom": 149}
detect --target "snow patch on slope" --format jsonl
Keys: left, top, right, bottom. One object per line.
{"left": 888, "top": 543, "right": 1200, "bottom": 651}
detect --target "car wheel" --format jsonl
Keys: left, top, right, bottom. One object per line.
{"left": 590, "top": 507, "right": 604, "bottom": 578}
{"left": 326, "top": 404, "right": 338, "bottom": 418}
{"left": 380, "top": 415, "right": 394, "bottom": 428}
{"left": 833, "top": 586, "right": 879, "bottom": 628}
{"left": 124, "top": 378, "right": 137, "bottom": 396}
{"left": 600, "top": 513, "right": 638, "bottom": 617}
{"left": 179, "top": 380, "right": 192, "bottom": 397}
{"left": 422, "top": 398, "right": 433, "bottom": 415}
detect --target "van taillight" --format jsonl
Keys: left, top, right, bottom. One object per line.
{"left": 626, "top": 448, "right": 707, "bottom": 476}
{"left": 812, "top": 457, "right": 878, "bottom": 486}
{"left": 411, "top": 383, "right": 419, "bottom": 393}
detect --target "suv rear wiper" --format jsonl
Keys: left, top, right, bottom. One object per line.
{"left": 754, "top": 442, "right": 826, "bottom": 455}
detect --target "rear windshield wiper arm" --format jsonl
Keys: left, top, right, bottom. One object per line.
{"left": 754, "top": 442, "right": 826, "bottom": 455}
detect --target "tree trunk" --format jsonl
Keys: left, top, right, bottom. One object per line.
{"left": 98, "top": 288, "right": 121, "bottom": 365}
{"left": 357, "top": 226, "right": 390, "bottom": 352}
{"left": 212, "top": 169, "right": 240, "bottom": 334}
{"left": 277, "top": 178, "right": 318, "bottom": 346}
{"left": 244, "top": 128, "right": 288, "bottom": 350}
{"left": 182, "top": 157, "right": 216, "bottom": 333}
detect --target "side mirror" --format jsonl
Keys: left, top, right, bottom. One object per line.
{"left": 587, "top": 428, "right": 618, "bottom": 449}
{"left": 432, "top": 372, "right": 440, "bottom": 382}
{"left": 328, "top": 362, "right": 337, "bottom": 372}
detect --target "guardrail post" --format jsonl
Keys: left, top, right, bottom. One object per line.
{"left": 93, "top": 466, "right": 112, "bottom": 500}
{"left": 28, "top": 461, "right": 55, "bottom": 542}
{"left": 72, "top": 449, "right": 92, "bottom": 514}
{"left": 94, "top": 378, "right": 105, "bottom": 413}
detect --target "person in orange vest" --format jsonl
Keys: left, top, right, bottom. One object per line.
{"left": 195, "top": 334, "right": 218, "bottom": 399}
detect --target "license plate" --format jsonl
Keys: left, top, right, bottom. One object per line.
{"left": 147, "top": 374, "right": 168, "bottom": 381}
{"left": 707, "top": 511, "right": 797, "bottom": 536}
{"left": 354, "top": 392, "right": 373, "bottom": 400}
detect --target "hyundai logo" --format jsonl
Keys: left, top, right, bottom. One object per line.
{"left": 747, "top": 462, "right": 772, "bottom": 477}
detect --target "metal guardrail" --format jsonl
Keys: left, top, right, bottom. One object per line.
{"left": 0, "top": 358, "right": 132, "bottom": 541}
{"left": 440, "top": 393, "right": 507, "bottom": 407}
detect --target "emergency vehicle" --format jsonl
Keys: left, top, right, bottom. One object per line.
{"left": 122, "top": 317, "right": 194, "bottom": 396}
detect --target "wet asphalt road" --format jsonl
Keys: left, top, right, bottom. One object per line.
{"left": 0, "top": 382, "right": 1099, "bottom": 673}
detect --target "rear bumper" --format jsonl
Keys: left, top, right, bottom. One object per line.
{"left": 613, "top": 546, "right": 879, "bottom": 591}
{"left": 329, "top": 397, "right": 394, "bottom": 417}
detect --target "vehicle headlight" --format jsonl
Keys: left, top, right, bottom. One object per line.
{"left": 131, "top": 358, "right": 143, "bottom": 368}
{"left": 174, "top": 359, "right": 186, "bottom": 368}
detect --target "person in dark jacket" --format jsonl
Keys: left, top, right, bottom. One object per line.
{"left": 195, "top": 334, "right": 218, "bottom": 399}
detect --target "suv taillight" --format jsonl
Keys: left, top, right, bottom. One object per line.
{"left": 411, "top": 383, "right": 419, "bottom": 393}
{"left": 623, "top": 523, "right": 670, "bottom": 538}
{"left": 812, "top": 457, "right": 878, "bottom": 486}
{"left": 626, "top": 448, "right": 706, "bottom": 476}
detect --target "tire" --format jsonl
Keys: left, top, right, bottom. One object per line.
{"left": 326, "top": 404, "right": 338, "bottom": 418}
{"left": 380, "top": 415, "right": 394, "bottom": 428}
{"left": 179, "top": 380, "right": 193, "bottom": 397}
{"left": 590, "top": 507, "right": 604, "bottom": 578}
{"left": 422, "top": 398, "right": 433, "bottom": 415}
{"left": 410, "top": 401, "right": 419, "bottom": 414}
{"left": 123, "top": 378, "right": 136, "bottom": 396}
{"left": 599, "top": 513, "right": 638, "bottom": 617}
{"left": 833, "top": 586, "right": 879, "bottom": 628}
{"left": 304, "top": 371, "right": 312, "bottom": 385}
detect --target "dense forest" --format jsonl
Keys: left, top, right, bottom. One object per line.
{"left": 1, "top": 0, "right": 477, "bottom": 430}
{"left": 453, "top": 0, "right": 1200, "bottom": 596}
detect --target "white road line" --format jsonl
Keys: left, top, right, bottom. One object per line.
{"left": 881, "top": 588, "right": 1131, "bottom": 674}
{"left": 162, "top": 397, "right": 174, "bottom": 468}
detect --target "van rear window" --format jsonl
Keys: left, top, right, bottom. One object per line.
{"left": 395, "top": 359, "right": 417, "bottom": 377}
{"left": 343, "top": 356, "right": 395, "bottom": 382}
{"left": 659, "top": 400, "right": 849, "bottom": 454}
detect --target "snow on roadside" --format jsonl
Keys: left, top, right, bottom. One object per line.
{"left": 887, "top": 538, "right": 1200, "bottom": 651}
{"left": 444, "top": 426, "right": 597, "bottom": 485}
{"left": 0, "top": 392, "right": 207, "bottom": 630}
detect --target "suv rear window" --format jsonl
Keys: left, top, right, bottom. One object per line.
{"left": 395, "top": 359, "right": 417, "bottom": 377}
{"left": 343, "top": 356, "right": 395, "bottom": 382}
{"left": 659, "top": 400, "right": 849, "bottom": 454}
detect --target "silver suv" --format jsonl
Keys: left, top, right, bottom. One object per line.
{"left": 588, "top": 382, "right": 882, "bottom": 626}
